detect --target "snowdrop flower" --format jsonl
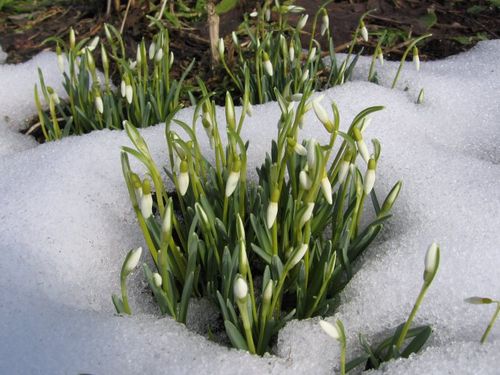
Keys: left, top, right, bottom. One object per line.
{"left": 128, "top": 59, "right": 137, "bottom": 70}
{"left": 299, "top": 169, "right": 312, "bottom": 190}
{"left": 95, "top": 95, "right": 104, "bottom": 114}
{"left": 263, "top": 280, "right": 273, "bottom": 302}
{"left": 266, "top": 189, "right": 280, "bottom": 229}
{"left": 360, "top": 21, "right": 368, "bottom": 42}
{"left": 140, "top": 179, "right": 153, "bottom": 219}
{"left": 177, "top": 160, "right": 190, "bottom": 196}
{"left": 233, "top": 277, "right": 248, "bottom": 301}
{"left": 124, "top": 247, "right": 142, "bottom": 275}
{"left": 300, "top": 202, "right": 315, "bottom": 227}
{"left": 320, "top": 11, "right": 329, "bottom": 36}
{"left": 232, "top": 31, "right": 238, "bottom": 46}
{"left": 263, "top": 51, "right": 273, "bottom": 76}
{"left": 307, "top": 138, "right": 317, "bottom": 170}
{"left": 380, "top": 180, "right": 402, "bottom": 214}
{"left": 169, "top": 51, "right": 174, "bottom": 68}
{"left": 465, "top": 297, "right": 494, "bottom": 305}
{"left": 225, "top": 91, "right": 236, "bottom": 129}
{"left": 162, "top": 202, "right": 172, "bottom": 235}
{"left": 120, "top": 80, "right": 126, "bottom": 97}
{"left": 153, "top": 272, "right": 162, "bottom": 288}
{"left": 126, "top": 84, "right": 133, "bottom": 104}
{"left": 195, "top": 202, "right": 209, "bottom": 227}
{"left": 246, "top": 102, "right": 253, "bottom": 117}
{"left": 287, "top": 138, "right": 307, "bottom": 156}
{"left": 225, "top": 160, "right": 241, "bottom": 197}
{"left": 149, "top": 42, "right": 156, "bottom": 60}
{"left": 312, "top": 99, "right": 334, "bottom": 133}
{"left": 265, "top": 8, "right": 271, "bottom": 21}
{"left": 218, "top": 38, "right": 225, "bottom": 57}
{"left": 87, "top": 36, "right": 99, "bottom": 51}
{"left": 377, "top": 46, "right": 384, "bottom": 66}
{"left": 136, "top": 44, "right": 142, "bottom": 64}
{"left": 56, "top": 45, "right": 64, "bottom": 73}
{"left": 290, "top": 243, "right": 308, "bottom": 267}
{"left": 424, "top": 242, "right": 440, "bottom": 284}
{"left": 283, "top": 5, "right": 305, "bottom": 13}
{"left": 155, "top": 48, "right": 164, "bottom": 63}
{"left": 307, "top": 47, "right": 317, "bottom": 63}
{"left": 297, "top": 14, "right": 308, "bottom": 31}
{"left": 301, "top": 69, "right": 309, "bottom": 84}
{"left": 239, "top": 241, "right": 249, "bottom": 276}
{"left": 353, "top": 128, "right": 370, "bottom": 163}
{"left": 413, "top": 46, "right": 420, "bottom": 71}
{"left": 104, "top": 24, "right": 112, "bottom": 41}
{"left": 289, "top": 40, "right": 295, "bottom": 62}
{"left": 363, "top": 159, "right": 376, "bottom": 195}
{"left": 337, "top": 150, "right": 352, "bottom": 185}
{"left": 321, "top": 175, "right": 333, "bottom": 204}
{"left": 69, "top": 28, "right": 76, "bottom": 49}
{"left": 320, "top": 320, "right": 341, "bottom": 341}
{"left": 249, "top": 10, "right": 258, "bottom": 18}
{"left": 236, "top": 214, "right": 245, "bottom": 242}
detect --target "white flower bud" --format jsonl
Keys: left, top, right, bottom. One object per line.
{"left": 465, "top": 297, "right": 494, "bottom": 305}
{"left": 377, "top": 47, "right": 384, "bottom": 66}
{"left": 289, "top": 42, "right": 295, "bottom": 62}
{"left": 320, "top": 320, "right": 341, "bottom": 341}
{"left": 263, "top": 280, "right": 273, "bottom": 302}
{"left": 232, "top": 31, "right": 238, "bottom": 46}
{"left": 95, "top": 96, "right": 104, "bottom": 114}
{"left": 337, "top": 160, "right": 350, "bottom": 184}
{"left": 239, "top": 242, "right": 248, "bottom": 276}
{"left": 225, "top": 170, "right": 241, "bottom": 197}
{"left": 233, "top": 277, "right": 248, "bottom": 300}
{"left": 307, "top": 139, "right": 317, "bottom": 170}
{"left": 126, "top": 85, "right": 133, "bottom": 104}
{"left": 249, "top": 10, "right": 258, "bottom": 18}
{"left": 149, "top": 42, "right": 156, "bottom": 60}
{"left": 57, "top": 51, "right": 65, "bottom": 73}
{"left": 266, "top": 201, "right": 278, "bottom": 229}
{"left": 413, "top": 47, "right": 420, "bottom": 71}
{"left": 417, "top": 88, "right": 424, "bottom": 104}
{"left": 361, "top": 24, "right": 369, "bottom": 42}
{"left": 299, "top": 170, "right": 312, "bottom": 190}
{"left": 162, "top": 203, "right": 172, "bottom": 235}
{"left": 88, "top": 36, "right": 99, "bottom": 51}
{"left": 140, "top": 193, "right": 153, "bottom": 219}
{"left": 195, "top": 202, "right": 209, "bottom": 227}
{"left": 51, "top": 92, "right": 60, "bottom": 105}
{"left": 424, "top": 242, "right": 440, "bottom": 283}
{"left": 321, "top": 176, "right": 333, "bottom": 204}
{"left": 300, "top": 202, "right": 315, "bottom": 227}
{"left": 120, "top": 80, "right": 126, "bottom": 97}
{"left": 153, "top": 272, "right": 162, "bottom": 288}
{"left": 169, "top": 51, "right": 174, "bottom": 68}
{"left": 313, "top": 100, "right": 334, "bottom": 132}
{"left": 364, "top": 159, "right": 376, "bottom": 195}
{"left": 353, "top": 128, "right": 370, "bottom": 163}
{"left": 320, "top": 14, "right": 329, "bottom": 36}
{"left": 155, "top": 48, "right": 164, "bottom": 62}
{"left": 124, "top": 247, "right": 142, "bottom": 274}
{"left": 307, "top": 47, "right": 317, "bottom": 63}
{"left": 265, "top": 8, "right": 271, "bottom": 21}
{"left": 290, "top": 243, "right": 308, "bottom": 267}
{"left": 136, "top": 44, "right": 142, "bottom": 64}
{"left": 263, "top": 52, "right": 273, "bottom": 76}
{"left": 301, "top": 69, "right": 309, "bottom": 84}
{"left": 297, "top": 14, "right": 308, "bottom": 31}
{"left": 69, "top": 28, "right": 76, "bottom": 49}
{"left": 225, "top": 91, "right": 235, "bottom": 128}
{"left": 294, "top": 142, "right": 307, "bottom": 156}
{"left": 178, "top": 160, "right": 190, "bottom": 196}
{"left": 218, "top": 38, "right": 225, "bottom": 57}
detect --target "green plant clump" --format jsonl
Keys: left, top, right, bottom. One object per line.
{"left": 115, "top": 78, "right": 401, "bottom": 355}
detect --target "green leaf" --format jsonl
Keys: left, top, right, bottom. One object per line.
{"left": 215, "top": 0, "right": 238, "bottom": 14}
{"left": 179, "top": 271, "right": 195, "bottom": 323}
{"left": 224, "top": 320, "right": 249, "bottom": 351}
{"left": 419, "top": 9, "right": 437, "bottom": 30}
{"left": 400, "top": 326, "right": 432, "bottom": 358}
{"left": 112, "top": 294, "right": 125, "bottom": 314}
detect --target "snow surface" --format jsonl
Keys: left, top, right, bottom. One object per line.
{"left": 1, "top": 41, "right": 500, "bottom": 374}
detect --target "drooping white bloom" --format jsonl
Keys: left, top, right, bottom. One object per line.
{"left": 307, "top": 139, "right": 317, "bottom": 170}
{"left": 360, "top": 23, "right": 369, "bottom": 42}
{"left": 321, "top": 176, "right": 333, "bottom": 204}
{"left": 124, "top": 247, "right": 142, "bottom": 274}
{"left": 413, "top": 46, "right": 420, "bottom": 71}
{"left": 232, "top": 31, "right": 238, "bottom": 46}
{"left": 152, "top": 272, "right": 162, "bottom": 288}
{"left": 125, "top": 85, "right": 133, "bottom": 104}
{"left": 289, "top": 41, "right": 295, "bottom": 62}
{"left": 263, "top": 280, "right": 273, "bottom": 302}
{"left": 140, "top": 192, "right": 153, "bottom": 219}
{"left": 266, "top": 201, "right": 278, "bottom": 229}
{"left": 363, "top": 159, "right": 376, "bottom": 195}
{"left": 465, "top": 297, "right": 493, "bottom": 305}
{"left": 225, "top": 92, "right": 235, "bottom": 128}
{"left": 424, "top": 242, "right": 440, "bottom": 283}
{"left": 69, "top": 28, "right": 76, "bottom": 49}
{"left": 294, "top": 142, "right": 307, "bottom": 156}
{"left": 95, "top": 96, "right": 104, "bottom": 114}
{"left": 320, "top": 320, "right": 341, "bottom": 341}
{"left": 353, "top": 128, "right": 370, "bottom": 163}
{"left": 263, "top": 52, "right": 273, "bottom": 76}
{"left": 299, "top": 170, "right": 312, "bottom": 190}
{"left": 312, "top": 99, "right": 334, "bottom": 132}
{"left": 300, "top": 202, "right": 315, "bottom": 227}
{"left": 307, "top": 47, "right": 317, "bottom": 63}
{"left": 297, "top": 14, "right": 308, "bottom": 31}
{"left": 149, "top": 42, "right": 156, "bottom": 60}
{"left": 320, "top": 13, "right": 329, "bottom": 36}
{"left": 136, "top": 44, "right": 142, "bottom": 64}
{"left": 301, "top": 69, "right": 309, "bottom": 84}
{"left": 169, "top": 51, "right": 174, "bottom": 68}
{"left": 178, "top": 160, "right": 189, "bottom": 196}
{"left": 249, "top": 10, "right": 258, "bottom": 18}
{"left": 120, "top": 80, "right": 126, "bottom": 97}
{"left": 233, "top": 277, "right": 248, "bottom": 300}
{"left": 218, "top": 38, "right": 225, "bottom": 57}
{"left": 225, "top": 170, "right": 241, "bottom": 197}
{"left": 162, "top": 203, "right": 172, "bottom": 236}
{"left": 290, "top": 243, "right": 308, "bottom": 267}
{"left": 337, "top": 159, "right": 350, "bottom": 184}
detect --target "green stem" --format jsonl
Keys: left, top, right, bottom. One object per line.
{"left": 120, "top": 274, "right": 131, "bottom": 314}
{"left": 391, "top": 34, "right": 432, "bottom": 89}
{"left": 395, "top": 283, "right": 428, "bottom": 350}
{"left": 481, "top": 303, "right": 500, "bottom": 344}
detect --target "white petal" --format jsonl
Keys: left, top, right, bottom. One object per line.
{"left": 266, "top": 201, "right": 278, "bottom": 229}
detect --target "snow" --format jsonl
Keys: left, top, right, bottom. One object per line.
{"left": 1, "top": 41, "right": 500, "bottom": 374}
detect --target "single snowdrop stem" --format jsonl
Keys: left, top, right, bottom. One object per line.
{"left": 395, "top": 243, "right": 440, "bottom": 351}
{"left": 465, "top": 297, "right": 500, "bottom": 344}
{"left": 320, "top": 319, "right": 347, "bottom": 375}
{"left": 114, "top": 246, "right": 143, "bottom": 315}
